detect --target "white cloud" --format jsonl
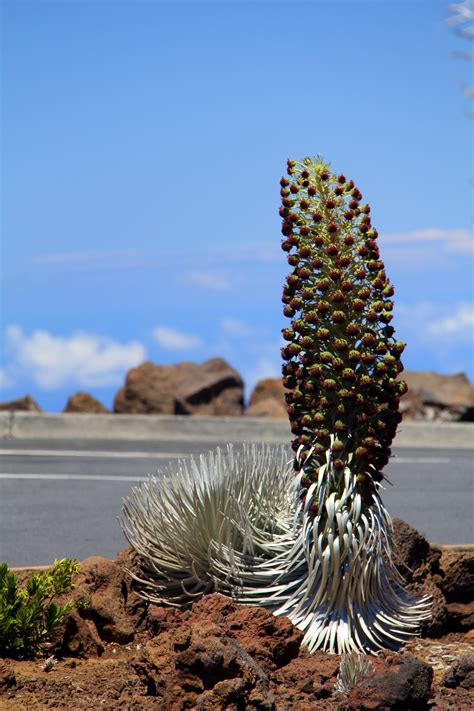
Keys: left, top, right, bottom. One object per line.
{"left": 382, "top": 228, "right": 473, "bottom": 254}
{"left": 187, "top": 271, "right": 230, "bottom": 290}
{"left": 0, "top": 368, "right": 15, "bottom": 391}
{"left": 220, "top": 318, "right": 256, "bottom": 337}
{"left": 153, "top": 326, "right": 202, "bottom": 350}
{"left": 3, "top": 326, "right": 146, "bottom": 389}
{"left": 426, "top": 303, "right": 474, "bottom": 338}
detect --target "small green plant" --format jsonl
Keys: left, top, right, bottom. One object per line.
{"left": 335, "top": 653, "right": 374, "bottom": 694}
{"left": 0, "top": 558, "right": 82, "bottom": 658}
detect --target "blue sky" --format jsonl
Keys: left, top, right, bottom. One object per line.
{"left": 1, "top": 0, "right": 473, "bottom": 411}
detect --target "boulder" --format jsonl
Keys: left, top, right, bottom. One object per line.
{"left": 246, "top": 378, "right": 287, "bottom": 418}
{"left": 114, "top": 358, "right": 244, "bottom": 416}
{"left": 63, "top": 392, "right": 110, "bottom": 414}
{"left": 437, "top": 548, "right": 474, "bottom": 603}
{"left": 0, "top": 395, "right": 42, "bottom": 412}
{"left": 400, "top": 371, "right": 474, "bottom": 421}
{"left": 442, "top": 654, "right": 474, "bottom": 689}
{"left": 347, "top": 654, "right": 433, "bottom": 710}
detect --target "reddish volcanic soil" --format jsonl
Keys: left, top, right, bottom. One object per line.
{"left": 1, "top": 521, "right": 473, "bottom": 710}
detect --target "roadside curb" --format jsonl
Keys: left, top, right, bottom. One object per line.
{"left": 0, "top": 412, "right": 473, "bottom": 449}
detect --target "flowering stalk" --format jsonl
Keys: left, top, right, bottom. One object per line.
{"left": 280, "top": 156, "right": 405, "bottom": 491}
{"left": 275, "top": 156, "right": 430, "bottom": 652}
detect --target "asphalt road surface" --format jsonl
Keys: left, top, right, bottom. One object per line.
{"left": 1, "top": 438, "right": 472, "bottom": 566}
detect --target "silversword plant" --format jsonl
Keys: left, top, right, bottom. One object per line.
{"left": 121, "top": 156, "right": 431, "bottom": 655}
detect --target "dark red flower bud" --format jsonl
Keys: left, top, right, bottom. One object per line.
{"left": 345, "top": 180, "right": 355, "bottom": 191}
{"left": 282, "top": 328, "right": 295, "bottom": 341}
{"left": 287, "top": 159, "right": 295, "bottom": 175}
{"left": 383, "top": 284, "right": 395, "bottom": 297}
{"left": 281, "top": 221, "right": 291, "bottom": 236}
{"left": 331, "top": 311, "right": 346, "bottom": 323}
{"left": 322, "top": 378, "right": 337, "bottom": 391}
{"left": 362, "top": 333, "right": 376, "bottom": 346}
{"left": 338, "top": 174, "right": 346, "bottom": 184}
{"left": 344, "top": 210, "right": 354, "bottom": 220}
{"left": 282, "top": 198, "right": 293, "bottom": 207}
{"left": 300, "top": 336, "right": 313, "bottom": 349}
{"left": 316, "top": 300, "right": 330, "bottom": 312}
{"left": 357, "top": 287, "right": 371, "bottom": 300}
{"left": 366, "top": 310, "right": 378, "bottom": 322}
{"left": 358, "top": 246, "right": 369, "bottom": 257}
{"left": 280, "top": 188, "right": 290, "bottom": 197}
{"left": 361, "top": 352, "right": 376, "bottom": 364}
{"left": 298, "top": 245, "right": 312, "bottom": 258}
{"left": 354, "top": 268, "right": 367, "bottom": 279}
{"left": 283, "top": 305, "right": 295, "bottom": 317}
{"left": 320, "top": 171, "right": 329, "bottom": 181}
{"left": 290, "top": 184, "right": 299, "bottom": 194}
{"left": 333, "top": 338, "right": 349, "bottom": 351}
{"left": 346, "top": 323, "right": 361, "bottom": 336}
{"left": 304, "top": 310, "right": 318, "bottom": 324}
{"left": 329, "top": 269, "right": 342, "bottom": 281}
{"left": 344, "top": 234, "right": 355, "bottom": 245}
{"left": 297, "top": 267, "right": 311, "bottom": 278}
{"left": 391, "top": 340, "right": 405, "bottom": 355}
{"left": 301, "top": 169, "right": 309, "bottom": 179}
{"left": 351, "top": 188, "right": 362, "bottom": 200}
{"left": 300, "top": 226, "right": 310, "bottom": 236}
{"left": 279, "top": 207, "right": 287, "bottom": 218}
{"left": 288, "top": 212, "right": 299, "bottom": 223}
{"left": 289, "top": 298, "right": 303, "bottom": 310}
{"left": 337, "top": 256, "right": 351, "bottom": 268}
{"left": 316, "top": 327, "right": 330, "bottom": 339}
{"left": 353, "top": 299, "right": 365, "bottom": 311}
{"left": 342, "top": 368, "right": 356, "bottom": 381}
{"left": 313, "top": 235, "right": 325, "bottom": 246}
{"left": 397, "top": 380, "right": 408, "bottom": 395}
{"left": 287, "top": 255, "right": 298, "bottom": 266}
{"left": 380, "top": 311, "right": 393, "bottom": 323}
{"left": 319, "top": 351, "right": 333, "bottom": 363}
{"left": 360, "top": 204, "right": 371, "bottom": 214}
{"left": 360, "top": 375, "right": 373, "bottom": 387}
{"left": 308, "top": 185, "right": 316, "bottom": 196}
{"left": 341, "top": 279, "right": 354, "bottom": 292}
{"left": 313, "top": 212, "right": 323, "bottom": 222}
{"left": 316, "top": 279, "right": 331, "bottom": 292}
{"left": 326, "top": 243, "right": 339, "bottom": 256}
{"left": 349, "top": 200, "right": 359, "bottom": 210}
{"left": 335, "top": 420, "right": 348, "bottom": 432}
{"left": 326, "top": 199, "right": 336, "bottom": 209}
{"left": 280, "top": 177, "right": 290, "bottom": 187}
{"left": 299, "top": 199, "right": 309, "bottom": 209}
{"left": 333, "top": 459, "right": 345, "bottom": 471}
{"left": 335, "top": 186, "right": 344, "bottom": 196}
{"left": 368, "top": 260, "right": 380, "bottom": 271}
{"left": 300, "top": 287, "right": 313, "bottom": 299}
{"left": 311, "top": 257, "right": 324, "bottom": 269}
{"left": 348, "top": 349, "right": 361, "bottom": 362}
{"left": 327, "top": 223, "right": 338, "bottom": 234}
{"left": 281, "top": 240, "right": 292, "bottom": 252}
{"left": 309, "top": 364, "right": 323, "bottom": 377}
{"left": 331, "top": 290, "right": 345, "bottom": 303}
{"left": 361, "top": 214, "right": 371, "bottom": 225}
{"left": 359, "top": 223, "right": 370, "bottom": 233}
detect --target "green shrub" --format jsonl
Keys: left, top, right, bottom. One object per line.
{"left": 0, "top": 558, "right": 82, "bottom": 658}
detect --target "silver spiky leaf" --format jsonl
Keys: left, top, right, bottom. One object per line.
{"left": 121, "top": 442, "right": 431, "bottom": 653}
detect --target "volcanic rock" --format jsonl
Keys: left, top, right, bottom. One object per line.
{"left": 0, "top": 395, "right": 42, "bottom": 412}
{"left": 245, "top": 377, "right": 286, "bottom": 418}
{"left": 63, "top": 391, "right": 110, "bottom": 413}
{"left": 114, "top": 358, "right": 244, "bottom": 416}
{"left": 442, "top": 654, "right": 474, "bottom": 689}
{"left": 400, "top": 370, "right": 474, "bottom": 421}
{"left": 437, "top": 548, "right": 474, "bottom": 603}
{"left": 347, "top": 654, "right": 433, "bottom": 710}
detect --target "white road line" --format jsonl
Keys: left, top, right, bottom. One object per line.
{"left": 0, "top": 450, "right": 456, "bottom": 464}
{"left": 0, "top": 473, "right": 148, "bottom": 482}
{"left": 0, "top": 449, "right": 191, "bottom": 460}
{"left": 390, "top": 457, "right": 451, "bottom": 464}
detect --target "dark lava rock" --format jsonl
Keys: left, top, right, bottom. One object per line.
{"left": 442, "top": 654, "right": 474, "bottom": 690}
{"left": 347, "top": 654, "right": 433, "bottom": 710}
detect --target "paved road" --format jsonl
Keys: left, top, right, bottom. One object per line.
{"left": 1, "top": 438, "right": 472, "bottom": 566}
